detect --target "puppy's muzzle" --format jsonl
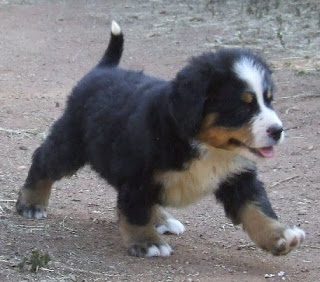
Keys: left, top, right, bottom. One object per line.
{"left": 267, "top": 125, "right": 283, "bottom": 142}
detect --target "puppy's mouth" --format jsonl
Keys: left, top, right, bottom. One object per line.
{"left": 229, "top": 139, "right": 275, "bottom": 158}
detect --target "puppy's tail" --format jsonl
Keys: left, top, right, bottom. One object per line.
{"left": 97, "top": 21, "right": 124, "bottom": 68}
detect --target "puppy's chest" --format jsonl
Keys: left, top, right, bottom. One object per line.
{"left": 155, "top": 147, "right": 252, "bottom": 207}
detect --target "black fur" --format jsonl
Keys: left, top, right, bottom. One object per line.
{"left": 98, "top": 31, "right": 124, "bottom": 67}
{"left": 215, "top": 170, "right": 278, "bottom": 225}
{"left": 202, "top": 49, "right": 274, "bottom": 128}
{"left": 16, "top": 23, "right": 299, "bottom": 257}
{"left": 21, "top": 29, "right": 275, "bottom": 220}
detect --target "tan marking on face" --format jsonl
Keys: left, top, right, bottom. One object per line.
{"left": 241, "top": 92, "right": 254, "bottom": 103}
{"left": 200, "top": 113, "right": 218, "bottom": 130}
{"left": 118, "top": 208, "right": 161, "bottom": 247}
{"left": 155, "top": 145, "right": 253, "bottom": 207}
{"left": 18, "top": 180, "right": 53, "bottom": 207}
{"left": 197, "top": 115, "right": 254, "bottom": 150}
{"left": 266, "top": 89, "right": 272, "bottom": 100}
{"left": 240, "top": 203, "right": 285, "bottom": 253}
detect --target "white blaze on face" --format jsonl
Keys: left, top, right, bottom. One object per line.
{"left": 234, "top": 56, "right": 284, "bottom": 148}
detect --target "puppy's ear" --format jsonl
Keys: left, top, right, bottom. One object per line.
{"left": 169, "top": 56, "right": 212, "bottom": 137}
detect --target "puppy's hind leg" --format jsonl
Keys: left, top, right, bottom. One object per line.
{"left": 118, "top": 187, "right": 173, "bottom": 257}
{"left": 119, "top": 207, "right": 173, "bottom": 257}
{"left": 16, "top": 116, "right": 86, "bottom": 219}
{"left": 155, "top": 206, "right": 186, "bottom": 235}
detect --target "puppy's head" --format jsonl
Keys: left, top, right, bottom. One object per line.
{"left": 171, "top": 49, "right": 283, "bottom": 161}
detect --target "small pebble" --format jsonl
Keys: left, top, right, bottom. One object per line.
{"left": 264, "top": 273, "right": 275, "bottom": 278}
{"left": 18, "top": 165, "right": 27, "bottom": 170}
{"left": 278, "top": 271, "right": 286, "bottom": 277}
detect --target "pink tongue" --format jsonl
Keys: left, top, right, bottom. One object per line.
{"left": 257, "top": 147, "right": 275, "bottom": 158}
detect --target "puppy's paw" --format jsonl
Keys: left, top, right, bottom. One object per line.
{"left": 128, "top": 242, "right": 173, "bottom": 257}
{"left": 241, "top": 204, "right": 305, "bottom": 256}
{"left": 16, "top": 198, "right": 47, "bottom": 219}
{"left": 156, "top": 218, "right": 186, "bottom": 235}
{"left": 271, "top": 226, "right": 305, "bottom": 256}
{"left": 16, "top": 182, "right": 52, "bottom": 219}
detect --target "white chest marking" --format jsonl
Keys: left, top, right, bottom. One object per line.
{"left": 155, "top": 145, "right": 253, "bottom": 207}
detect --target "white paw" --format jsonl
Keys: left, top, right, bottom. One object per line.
{"left": 22, "top": 206, "right": 47, "bottom": 219}
{"left": 276, "top": 226, "right": 305, "bottom": 255}
{"left": 156, "top": 218, "right": 186, "bottom": 235}
{"left": 146, "top": 243, "right": 173, "bottom": 257}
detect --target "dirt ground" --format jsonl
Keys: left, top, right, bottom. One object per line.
{"left": 0, "top": 0, "right": 319, "bottom": 281}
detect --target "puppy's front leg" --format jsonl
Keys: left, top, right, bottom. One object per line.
{"left": 239, "top": 203, "right": 305, "bottom": 255}
{"left": 216, "top": 170, "right": 305, "bottom": 256}
{"left": 117, "top": 187, "right": 173, "bottom": 257}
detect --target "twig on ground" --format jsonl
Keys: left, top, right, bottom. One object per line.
{"left": 0, "top": 127, "right": 47, "bottom": 138}
{"left": 59, "top": 216, "right": 77, "bottom": 233}
{"left": 8, "top": 224, "right": 47, "bottom": 233}
{"left": 15, "top": 224, "right": 46, "bottom": 229}
{"left": 279, "top": 93, "right": 320, "bottom": 100}
{"left": 0, "top": 259, "right": 10, "bottom": 264}
{"left": 54, "top": 262, "right": 111, "bottom": 276}
{"left": 271, "top": 175, "right": 300, "bottom": 188}
{"left": 54, "top": 261, "right": 131, "bottom": 278}
{"left": 305, "top": 245, "right": 320, "bottom": 250}
{"left": 0, "top": 199, "right": 15, "bottom": 202}
{"left": 40, "top": 267, "right": 55, "bottom": 272}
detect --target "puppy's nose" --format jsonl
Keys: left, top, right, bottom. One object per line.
{"left": 267, "top": 125, "right": 283, "bottom": 141}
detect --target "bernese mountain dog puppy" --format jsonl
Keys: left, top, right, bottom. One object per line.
{"left": 16, "top": 21, "right": 305, "bottom": 258}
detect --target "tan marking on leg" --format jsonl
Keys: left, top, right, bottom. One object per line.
{"left": 240, "top": 204, "right": 288, "bottom": 254}
{"left": 19, "top": 180, "right": 53, "bottom": 207}
{"left": 118, "top": 207, "right": 173, "bottom": 257}
{"left": 118, "top": 207, "right": 159, "bottom": 247}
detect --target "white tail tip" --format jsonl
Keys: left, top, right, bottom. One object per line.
{"left": 111, "top": 20, "right": 121, "bottom": 36}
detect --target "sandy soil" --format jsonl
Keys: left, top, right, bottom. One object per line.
{"left": 0, "top": 0, "right": 319, "bottom": 281}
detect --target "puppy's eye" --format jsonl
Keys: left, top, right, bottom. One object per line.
{"left": 241, "top": 92, "right": 254, "bottom": 104}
